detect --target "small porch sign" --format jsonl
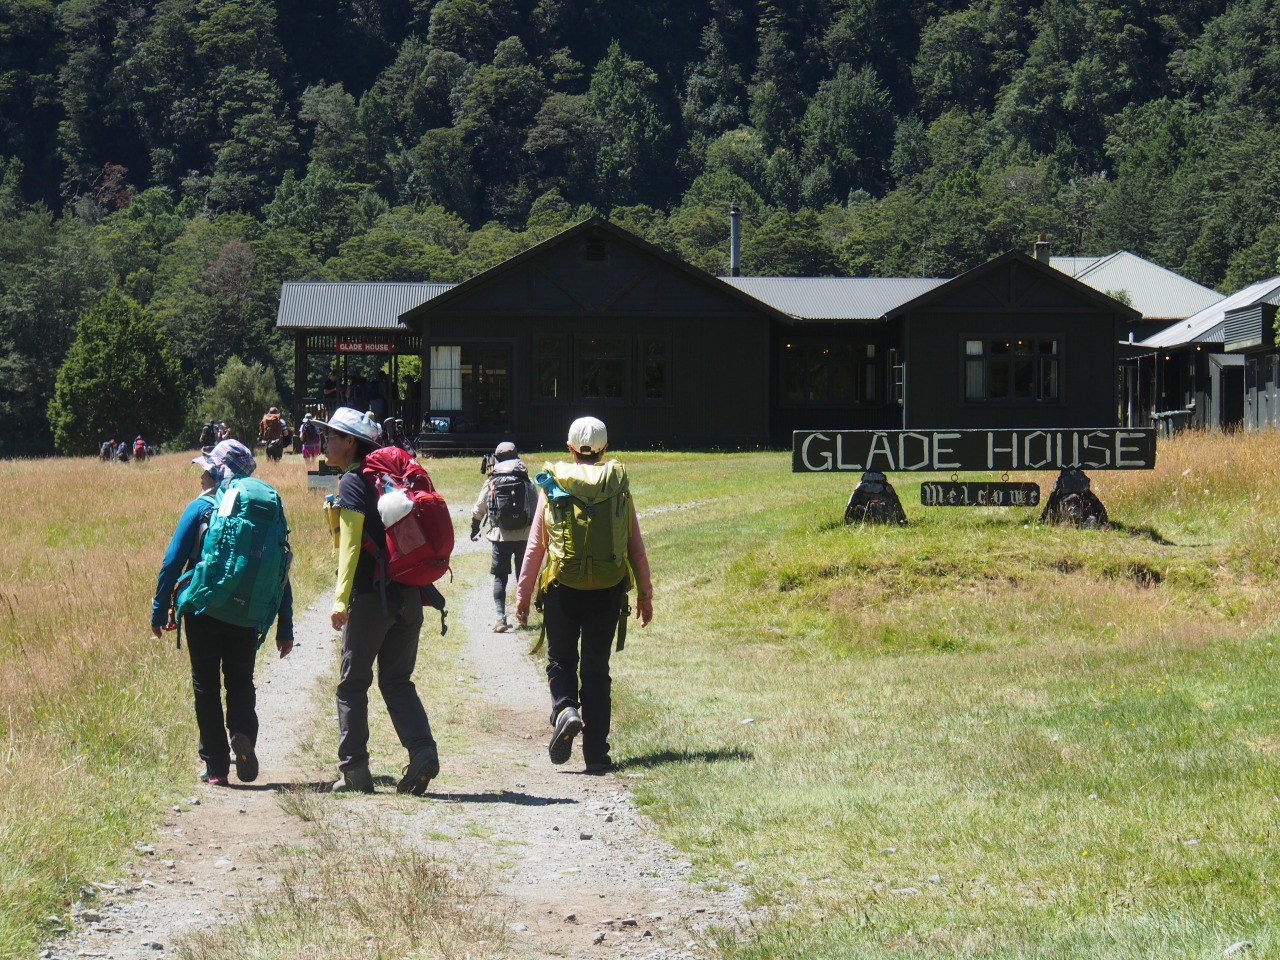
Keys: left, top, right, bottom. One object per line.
{"left": 920, "top": 481, "right": 1041, "bottom": 507}
{"left": 336, "top": 341, "right": 394, "bottom": 353}
{"left": 793, "top": 429, "right": 1156, "bottom": 473}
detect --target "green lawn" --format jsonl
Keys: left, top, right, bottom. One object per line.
{"left": 603, "top": 437, "right": 1280, "bottom": 958}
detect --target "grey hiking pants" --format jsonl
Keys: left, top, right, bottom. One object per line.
{"left": 336, "top": 584, "right": 436, "bottom": 774}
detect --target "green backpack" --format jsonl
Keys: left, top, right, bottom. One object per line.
{"left": 176, "top": 476, "right": 292, "bottom": 641}
{"left": 539, "top": 460, "right": 633, "bottom": 592}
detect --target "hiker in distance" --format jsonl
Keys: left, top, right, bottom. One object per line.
{"left": 149, "top": 439, "right": 295, "bottom": 787}
{"left": 516, "top": 417, "right": 654, "bottom": 773}
{"left": 471, "top": 441, "right": 537, "bottom": 633}
{"left": 320, "top": 406, "right": 440, "bottom": 796}
{"left": 258, "top": 405, "right": 290, "bottom": 462}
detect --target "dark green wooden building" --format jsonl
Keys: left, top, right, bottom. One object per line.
{"left": 276, "top": 218, "right": 1141, "bottom": 451}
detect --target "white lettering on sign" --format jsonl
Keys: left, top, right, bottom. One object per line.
{"left": 793, "top": 429, "right": 1155, "bottom": 472}
{"left": 801, "top": 432, "right": 833, "bottom": 471}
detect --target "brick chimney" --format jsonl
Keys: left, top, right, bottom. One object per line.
{"left": 1033, "top": 234, "right": 1050, "bottom": 262}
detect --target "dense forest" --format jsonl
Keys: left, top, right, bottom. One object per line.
{"left": 3, "top": 0, "right": 1280, "bottom": 456}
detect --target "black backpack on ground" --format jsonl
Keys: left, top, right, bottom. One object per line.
{"left": 487, "top": 467, "right": 532, "bottom": 532}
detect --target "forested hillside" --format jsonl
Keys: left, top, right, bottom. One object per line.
{"left": 3, "top": 0, "right": 1280, "bottom": 456}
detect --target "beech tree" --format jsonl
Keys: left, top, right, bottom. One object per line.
{"left": 48, "top": 289, "right": 188, "bottom": 455}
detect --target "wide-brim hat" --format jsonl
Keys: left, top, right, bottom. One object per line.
{"left": 316, "top": 406, "right": 381, "bottom": 444}
{"left": 193, "top": 438, "right": 257, "bottom": 476}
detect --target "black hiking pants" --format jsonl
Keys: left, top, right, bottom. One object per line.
{"left": 184, "top": 612, "right": 259, "bottom": 778}
{"left": 336, "top": 584, "right": 436, "bottom": 774}
{"left": 490, "top": 539, "right": 526, "bottom": 616}
{"left": 543, "top": 581, "right": 625, "bottom": 764}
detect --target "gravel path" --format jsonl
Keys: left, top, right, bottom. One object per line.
{"left": 43, "top": 536, "right": 755, "bottom": 960}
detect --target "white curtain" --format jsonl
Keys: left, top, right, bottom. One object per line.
{"left": 430, "top": 345, "right": 461, "bottom": 409}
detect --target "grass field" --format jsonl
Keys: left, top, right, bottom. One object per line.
{"left": 3, "top": 433, "right": 1280, "bottom": 958}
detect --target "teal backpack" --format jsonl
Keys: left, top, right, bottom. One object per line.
{"left": 176, "top": 476, "right": 292, "bottom": 643}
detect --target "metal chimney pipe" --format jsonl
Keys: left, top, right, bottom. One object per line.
{"left": 729, "top": 203, "right": 741, "bottom": 277}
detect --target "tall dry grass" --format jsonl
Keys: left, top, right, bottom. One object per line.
{"left": 0, "top": 451, "right": 334, "bottom": 955}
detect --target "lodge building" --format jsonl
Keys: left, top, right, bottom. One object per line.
{"left": 277, "top": 217, "right": 1192, "bottom": 451}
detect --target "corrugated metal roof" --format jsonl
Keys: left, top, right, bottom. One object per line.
{"left": 276, "top": 281, "right": 454, "bottom": 330}
{"left": 1139, "top": 276, "right": 1280, "bottom": 348}
{"left": 721, "top": 276, "right": 948, "bottom": 320}
{"left": 1050, "top": 252, "right": 1222, "bottom": 321}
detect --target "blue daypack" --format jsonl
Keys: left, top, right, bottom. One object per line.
{"left": 176, "top": 476, "right": 291, "bottom": 642}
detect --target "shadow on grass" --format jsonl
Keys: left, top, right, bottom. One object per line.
{"left": 1109, "top": 521, "right": 1176, "bottom": 545}
{"left": 619, "top": 748, "right": 753, "bottom": 770}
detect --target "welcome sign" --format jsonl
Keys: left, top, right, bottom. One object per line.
{"left": 793, "top": 429, "right": 1156, "bottom": 473}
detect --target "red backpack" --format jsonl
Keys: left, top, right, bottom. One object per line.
{"left": 360, "top": 447, "right": 453, "bottom": 586}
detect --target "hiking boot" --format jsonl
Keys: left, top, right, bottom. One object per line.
{"left": 330, "top": 768, "right": 374, "bottom": 794}
{"left": 584, "top": 757, "right": 614, "bottom": 774}
{"left": 230, "top": 732, "right": 259, "bottom": 783}
{"left": 493, "top": 617, "right": 509, "bottom": 633}
{"left": 397, "top": 749, "right": 440, "bottom": 796}
{"left": 548, "top": 707, "right": 583, "bottom": 765}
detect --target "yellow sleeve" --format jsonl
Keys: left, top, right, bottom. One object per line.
{"left": 333, "top": 507, "right": 365, "bottom": 614}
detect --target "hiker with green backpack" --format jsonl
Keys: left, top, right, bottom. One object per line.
{"left": 515, "top": 417, "right": 653, "bottom": 773}
{"left": 149, "top": 439, "right": 295, "bottom": 787}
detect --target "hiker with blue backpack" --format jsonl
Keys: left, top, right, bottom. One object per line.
{"left": 149, "top": 439, "right": 295, "bottom": 787}
{"left": 320, "top": 406, "right": 445, "bottom": 796}
{"left": 515, "top": 417, "right": 653, "bottom": 773}
{"left": 471, "top": 441, "right": 537, "bottom": 633}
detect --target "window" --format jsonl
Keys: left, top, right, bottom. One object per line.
{"left": 780, "top": 339, "right": 878, "bottom": 406}
{"left": 964, "top": 337, "right": 1059, "bottom": 402}
{"left": 430, "top": 345, "right": 461, "bottom": 409}
{"left": 578, "top": 337, "right": 627, "bottom": 401}
{"left": 639, "top": 337, "right": 669, "bottom": 403}
{"left": 536, "top": 336, "right": 565, "bottom": 402}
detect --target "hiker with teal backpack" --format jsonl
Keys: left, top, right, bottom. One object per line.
{"left": 515, "top": 417, "right": 653, "bottom": 773}
{"left": 149, "top": 439, "right": 295, "bottom": 787}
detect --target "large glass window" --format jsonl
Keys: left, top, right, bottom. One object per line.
{"left": 430, "top": 345, "right": 461, "bottom": 409}
{"left": 578, "top": 336, "right": 627, "bottom": 401}
{"left": 639, "top": 337, "right": 669, "bottom": 403}
{"left": 964, "top": 337, "right": 1059, "bottom": 402}
{"left": 536, "top": 336, "right": 565, "bottom": 402}
{"left": 780, "top": 339, "right": 877, "bottom": 406}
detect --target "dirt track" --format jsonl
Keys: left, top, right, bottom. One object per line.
{"left": 44, "top": 534, "right": 754, "bottom": 960}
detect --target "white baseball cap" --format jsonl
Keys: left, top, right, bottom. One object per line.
{"left": 567, "top": 417, "right": 607, "bottom": 455}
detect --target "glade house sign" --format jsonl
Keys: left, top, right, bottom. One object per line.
{"left": 793, "top": 429, "right": 1156, "bottom": 474}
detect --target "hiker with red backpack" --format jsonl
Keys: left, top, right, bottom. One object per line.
{"left": 471, "top": 441, "right": 537, "bottom": 633}
{"left": 319, "top": 406, "right": 447, "bottom": 796}
{"left": 149, "top": 439, "right": 295, "bottom": 787}
{"left": 515, "top": 417, "right": 653, "bottom": 773}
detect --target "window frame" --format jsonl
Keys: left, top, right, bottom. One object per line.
{"left": 575, "top": 334, "right": 629, "bottom": 405}
{"left": 962, "top": 334, "right": 1062, "bottom": 404}
{"left": 533, "top": 333, "right": 568, "bottom": 405}
{"left": 778, "top": 337, "right": 881, "bottom": 408}
{"left": 636, "top": 335, "right": 672, "bottom": 406}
